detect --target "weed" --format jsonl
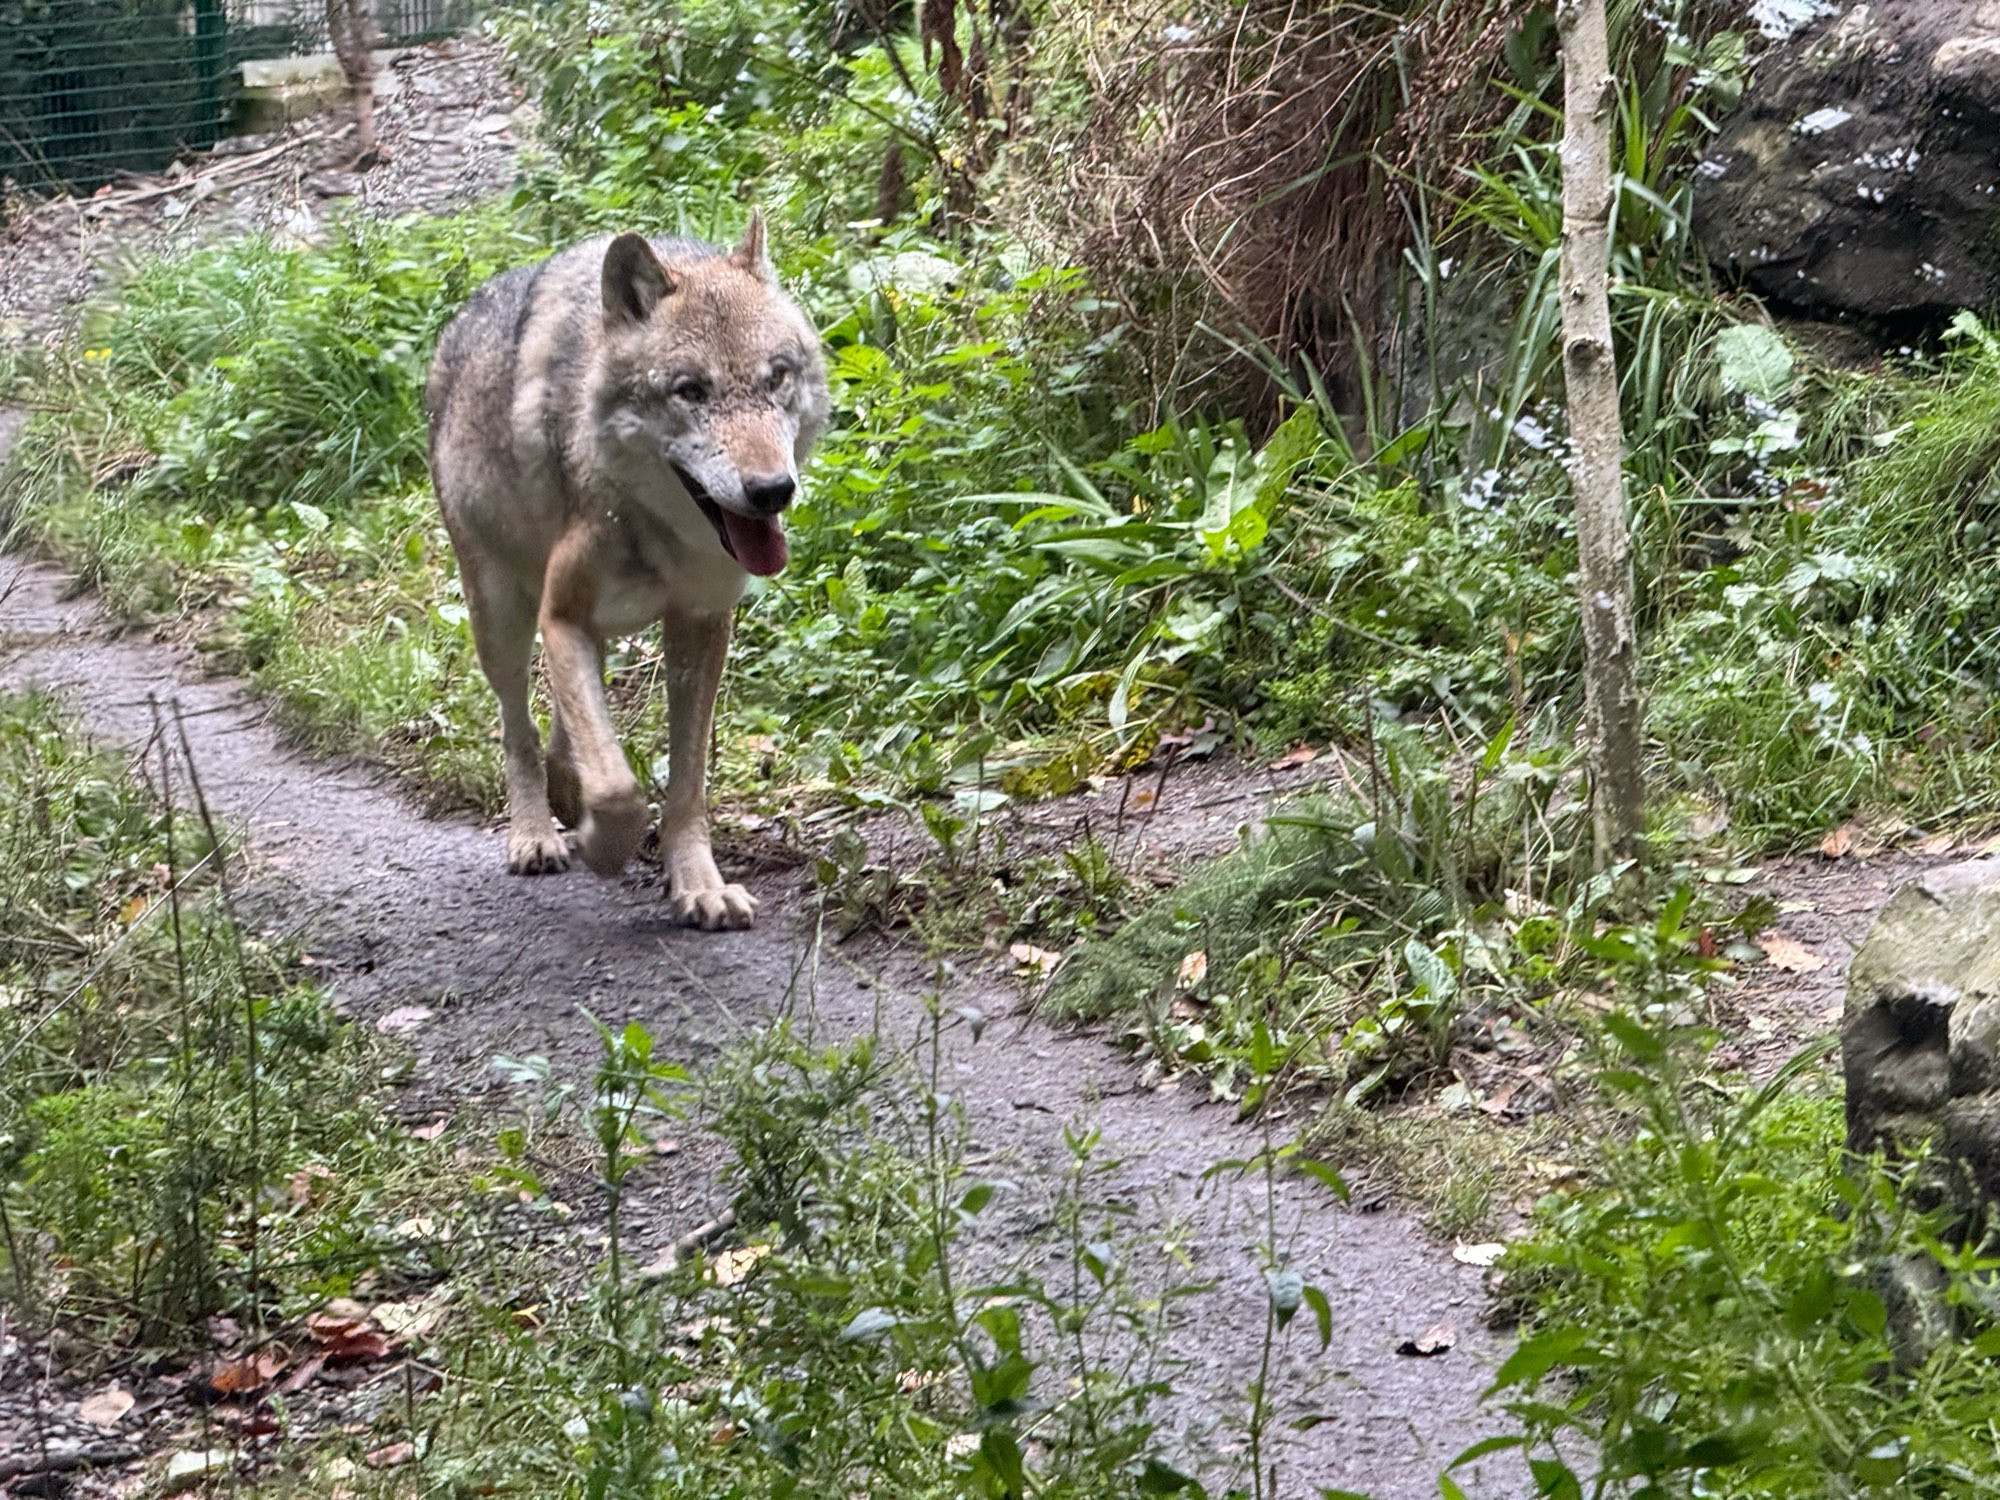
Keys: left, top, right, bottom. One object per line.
{"left": 1480, "top": 891, "right": 2000, "bottom": 1498}
{"left": 0, "top": 692, "right": 451, "bottom": 1345}
{"left": 1048, "top": 717, "right": 1590, "bottom": 1106}
{"left": 447, "top": 1005, "right": 1241, "bottom": 1497}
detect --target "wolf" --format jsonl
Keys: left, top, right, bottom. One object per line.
{"left": 426, "top": 216, "right": 829, "bottom": 929}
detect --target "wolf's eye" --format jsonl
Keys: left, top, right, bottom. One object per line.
{"left": 764, "top": 361, "right": 793, "bottom": 394}
{"left": 672, "top": 377, "right": 710, "bottom": 404}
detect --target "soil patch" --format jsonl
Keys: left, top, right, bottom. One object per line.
{"left": 1, "top": 37, "right": 521, "bottom": 351}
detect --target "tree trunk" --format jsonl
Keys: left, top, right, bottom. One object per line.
{"left": 327, "top": 0, "right": 383, "bottom": 169}
{"left": 1558, "top": 0, "right": 1644, "bottom": 869}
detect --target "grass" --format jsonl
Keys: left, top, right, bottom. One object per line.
{"left": 8, "top": 0, "right": 1998, "bottom": 1142}
{"left": 0, "top": 690, "right": 457, "bottom": 1341}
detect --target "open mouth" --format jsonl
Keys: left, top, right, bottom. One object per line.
{"left": 673, "top": 466, "right": 788, "bottom": 577}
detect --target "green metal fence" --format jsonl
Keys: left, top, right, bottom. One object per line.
{"left": 0, "top": 0, "right": 470, "bottom": 197}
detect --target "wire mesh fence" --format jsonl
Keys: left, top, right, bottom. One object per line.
{"left": 0, "top": 0, "right": 474, "bottom": 196}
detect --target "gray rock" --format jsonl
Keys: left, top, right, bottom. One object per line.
{"left": 1695, "top": 0, "right": 2000, "bottom": 318}
{"left": 1843, "top": 856, "right": 2000, "bottom": 1197}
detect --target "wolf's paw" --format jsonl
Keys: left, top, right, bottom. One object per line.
{"left": 576, "top": 788, "right": 648, "bottom": 877}
{"left": 507, "top": 821, "right": 571, "bottom": 876}
{"left": 670, "top": 880, "right": 758, "bottom": 931}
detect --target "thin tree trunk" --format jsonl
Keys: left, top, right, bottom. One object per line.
{"left": 327, "top": 0, "right": 383, "bottom": 169}
{"left": 1558, "top": 0, "right": 1643, "bottom": 868}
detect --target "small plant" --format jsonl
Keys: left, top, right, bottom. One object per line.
{"left": 1049, "top": 716, "right": 1588, "bottom": 1105}
{"left": 0, "top": 693, "right": 452, "bottom": 1346}
{"left": 1477, "top": 890, "right": 2000, "bottom": 1498}
{"left": 462, "top": 1005, "right": 1222, "bottom": 1497}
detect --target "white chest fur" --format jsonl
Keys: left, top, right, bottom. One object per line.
{"left": 585, "top": 503, "right": 747, "bottom": 638}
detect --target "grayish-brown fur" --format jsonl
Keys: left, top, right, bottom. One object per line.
{"left": 426, "top": 219, "right": 829, "bottom": 929}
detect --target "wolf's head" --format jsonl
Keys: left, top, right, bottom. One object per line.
{"left": 593, "top": 216, "right": 830, "bottom": 577}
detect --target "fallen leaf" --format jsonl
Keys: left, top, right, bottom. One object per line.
{"left": 1477, "top": 1081, "right": 1520, "bottom": 1118}
{"left": 1269, "top": 744, "right": 1320, "bottom": 770}
{"left": 1452, "top": 1242, "right": 1506, "bottom": 1269}
{"left": 1777, "top": 899, "right": 1818, "bottom": 915}
{"left": 163, "top": 1449, "right": 233, "bottom": 1493}
{"left": 209, "top": 1349, "right": 286, "bottom": 1396}
{"left": 409, "top": 1117, "right": 449, "bottom": 1141}
{"left": 1758, "top": 934, "right": 1828, "bottom": 973}
{"left": 1008, "top": 942, "right": 1062, "bottom": 977}
{"left": 707, "top": 1243, "right": 774, "bottom": 1288}
{"left": 119, "top": 893, "right": 149, "bottom": 926}
{"left": 364, "top": 1441, "right": 415, "bottom": 1470}
{"left": 1176, "top": 950, "right": 1208, "bottom": 989}
{"left": 1129, "top": 788, "right": 1156, "bottom": 811}
{"left": 1819, "top": 824, "right": 1856, "bottom": 859}
{"left": 370, "top": 1296, "right": 447, "bottom": 1342}
{"left": 277, "top": 1353, "right": 327, "bottom": 1395}
{"left": 1396, "top": 1321, "right": 1457, "bottom": 1356}
{"left": 307, "top": 1308, "right": 395, "bottom": 1364}
{"left": 289, "top": 1163, "right": 337, "bottom": 1203}
{"left": 375, "top": 1005, "right": 434, "bottom": 1036}
{"left": 78, "top": 1383, "right": 135, "bottom": 1428}
{"left": 1916, "top": 830, "right": 1956, "bottom": 855}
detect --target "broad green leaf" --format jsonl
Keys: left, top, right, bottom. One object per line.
{"left": 1714, "top": 323, "right": 1793, "bottom": 404}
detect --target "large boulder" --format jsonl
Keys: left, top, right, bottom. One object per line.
{"left": 1843, "top": 857, "right": 2000, "bottom": 1200}
{"left": 1695, "top": 1, "right": 2000, "bottom": 319}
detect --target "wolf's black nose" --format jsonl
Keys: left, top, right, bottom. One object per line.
{"left": 743, "top": 475, "right": 795, "bottom": 515}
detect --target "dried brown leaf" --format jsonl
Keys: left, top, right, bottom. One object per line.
{"left": 1758, "top": 934, "right": 1828, "bottom": 973}
{"left": 707, "top": 1244, "right": 773, "bottom": 1288}
{"left": 77, "top": 1384, "right": 135, "bottom": 1428}
{"left": 208, "top": 1350, "right": 286, "bottom": 1396}
{"left": 1008, "top": 942, "right": 1062, "bottom": 977}
{"left": 364, "top": 1441, "right": 415, "bottom": 1470}
{"left": 375, "top": 1005, "right": 434, "bottom": 1036}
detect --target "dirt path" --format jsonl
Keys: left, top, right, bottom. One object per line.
{"left": 0, "top": 550, "right": 1523, "bottom": 1498}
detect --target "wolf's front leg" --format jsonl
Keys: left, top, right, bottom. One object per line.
{"left": 539, "top": 536, "right": 648, "bottom": 877}
{"left": 660, "top": 609, "right": 756, "bottom": 930}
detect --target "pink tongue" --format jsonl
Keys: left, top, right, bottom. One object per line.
{"left": 722, "top": 511, "right": 788, "bottom": 576}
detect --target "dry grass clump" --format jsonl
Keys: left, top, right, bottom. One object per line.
{"left": 1053, "top": 0, "right": 1524, "bottom": 425}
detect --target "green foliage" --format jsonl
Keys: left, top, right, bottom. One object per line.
{"left": 1048, "top": 717, "right": 1590, "bottom": 1104}
{"left": 0, "top": 694, "right": 445, "bottom": 1339}
{"left": 1649, "top": 312, "right": 2000, "bottom": 840}
{"left": 448, "top": 1011, "right": 1240, "bottom": 1498}
{"left": 1486, "top": 893, "right": 2000, "bottom": 1498}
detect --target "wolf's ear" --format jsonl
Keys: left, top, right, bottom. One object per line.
{"left": 729, "top": 210, "right": 771, "bottom": 280}
{"left": 602, "top": 234, "right": 677, "bottom": 327}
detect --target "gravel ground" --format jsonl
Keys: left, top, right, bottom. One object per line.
{"left": 0, "top": 35, "right": 523, "bottom": 352}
